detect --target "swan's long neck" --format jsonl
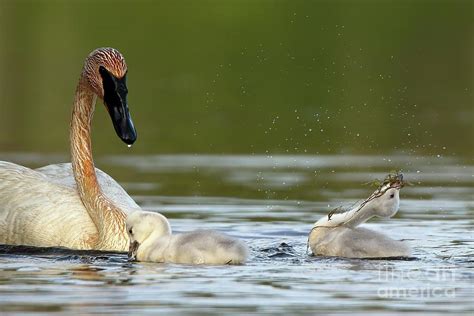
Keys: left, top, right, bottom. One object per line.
{"left": 314, "top": 200, "right": 377, "bottom": 228}
{"left": 70, "top": 76, "right": 127, "bottom": 250}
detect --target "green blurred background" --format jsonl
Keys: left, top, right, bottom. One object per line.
{"left": 0, "top": 0, "right": 472, "bottom": 158}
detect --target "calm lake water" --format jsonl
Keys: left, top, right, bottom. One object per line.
{"left": 0, "top": 153, "right": 472, "bottom": 315}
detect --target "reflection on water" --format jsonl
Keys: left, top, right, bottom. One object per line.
{"left": 0, "top": 153, "right": 472, "bottom": 314}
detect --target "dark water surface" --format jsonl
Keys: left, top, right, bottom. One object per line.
{"left": 0, "top": 153, "right": 472, "bottom": 315}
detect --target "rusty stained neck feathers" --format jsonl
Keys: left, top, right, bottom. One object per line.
{"left": 69, "top": 48, "right": 129, "bottom": 250}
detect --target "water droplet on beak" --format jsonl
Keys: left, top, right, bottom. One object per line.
{"left": 127, "top": 144, "right": 132, "bottom": 148}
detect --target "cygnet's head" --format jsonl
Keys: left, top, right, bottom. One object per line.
{"left": 126, "top": 211, "right": 172, "bottom": 261}
{"left": 366, "top": 184, "right": 400, "bottom": 218}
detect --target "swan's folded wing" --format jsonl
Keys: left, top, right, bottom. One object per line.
{"left": 0, "top": 161, "right": 97, "bottom": 248}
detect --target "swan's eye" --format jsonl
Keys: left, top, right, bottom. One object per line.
{"left": 389, "top": 193, "right": 395, "bottom": 199}
{"left": 128, "top": 228, "right": 133, "bottom": 235}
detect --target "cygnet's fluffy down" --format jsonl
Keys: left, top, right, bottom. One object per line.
{"left": 309, "top": 226, "right": 411, "bottom": 258}
{"left": 309, "top": 176, "right": 411, "bottom": 258}
{"left": 126, "top": 211, "right": 248, "bottom": 265}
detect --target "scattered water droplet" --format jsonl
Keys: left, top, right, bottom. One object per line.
{"left": 127, "top": 144, "right": 132, "bottom": 148}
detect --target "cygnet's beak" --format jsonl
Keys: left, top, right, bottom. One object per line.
{"left": 128, "top": 240, "right": 140, "bottom": 261}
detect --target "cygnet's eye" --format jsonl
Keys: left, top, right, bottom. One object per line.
{"left": 128, "top": 228, "right": 133, "bottom": 235}
{"left": 389, "top": 193, "right": 395, "bottom": 199}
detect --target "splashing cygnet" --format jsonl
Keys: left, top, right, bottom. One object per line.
{"left": 127, "top": 211, "right": 248, "bottom": 265}
{"left": 308, "top": 173, "right": 411, "bottom": 258}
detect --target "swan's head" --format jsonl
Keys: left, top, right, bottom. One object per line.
{"left": 126, "top": 211, "right": 172, "bottom": 261}
{"left": 83, "top": 47, "right": 137, "bottom": 145}
{"left": 365, "top": 183, "right": 401, "bottom": 218}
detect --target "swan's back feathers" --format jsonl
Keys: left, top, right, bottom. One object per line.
{"left": 36, "top": 163, "right": 140, "bottom": 211}
{"left": 0, "top": 161, "right": 138, "bottom": 250}
{"left": 0, "top": 161, "right": 98, "bottom": 248}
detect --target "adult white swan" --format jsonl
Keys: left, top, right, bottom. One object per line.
{"left": 127, "top": 211, "right": 248, "bottom": 265}
{"left": 308, "top": 173, "right": 411, "bottom": 258}
{"left": 0, "top": 47, "right": 141, "bottom": 251}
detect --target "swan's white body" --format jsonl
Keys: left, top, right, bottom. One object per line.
{"left": 127, "top": 211, "right": 248, "bottom": 265}
{"left": 0, "top": 162, "right": 140, "bottom": 249}
{"left": 0, "top": 48, "right": 141, "bottom": 251}
{"left": 309, "top": 183, "right": 411, "bottom": 258}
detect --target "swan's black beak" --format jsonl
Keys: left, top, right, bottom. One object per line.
{"left": 128, "top": 240, "right": 140, "bottom": 261}
{"left": 99, "top": 66, "right": 137, "bottom": 145}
